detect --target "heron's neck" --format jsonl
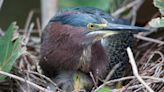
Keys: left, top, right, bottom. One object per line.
{"left": 79, "top": 45, "right": 92, "bottom": 72}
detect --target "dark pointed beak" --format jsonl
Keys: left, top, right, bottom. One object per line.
{"left": 82, "top": 23, "right": 149, "bottom": 46}
{"left": 103, "top": 23, "right": 149, "bottom": 32}
{"left": 85, "top": 23, "right": 149, "bottom": 38}
{"left": 84, "top": 23, "right": 149, "bottom": 39}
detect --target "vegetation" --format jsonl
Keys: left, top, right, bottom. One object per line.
{"left": 0, "top": 22, "right": 24, "bottom": 80}
{"left": 149, "top": 0, "right": 164, "bottom": 27}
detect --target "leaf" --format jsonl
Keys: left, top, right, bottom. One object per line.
{"left": 149, "top": 0, "right": 164, "bottom": 27}
{"left": 149, "top": 17, "right": 164, "bottom": 27}
{"left": 97, "top": 86, "right": 112, "bottom": 92}
{"left": 59, "top": 0, "right": 126, "bottom": 14}
{"left": 153, "top": 0, "right": 164, "bottom": 15}
{"left": 59, "top": 0, "right": 111, "bottom": 11}
{"left": 0, "top": 22, "right": 24, "bottom": 80}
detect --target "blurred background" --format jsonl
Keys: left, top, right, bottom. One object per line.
{"left": 0, "top": 0, "right": 158, "bottom": 30}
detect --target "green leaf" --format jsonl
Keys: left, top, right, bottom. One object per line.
{"left": 153, "top": 0, "right": 164, "bottom": 15}
{"left": 59, "top": 0, "right": 126, "bottom": 14}
{"left": 97, "top": 86, "right": 112, "bottom": 92}
{"left": 154, "top": 0, "right": 164, "bottom": 8}
{"left": 59, "top": 0, "right": 111, "bottom": 11}
{"left": 149, "top": 0, "right": 164, "bottom": 27}
{"left": 0, "top": 22, "right": 24, "bottom": 80}
{"left": 149, "top": 17, "right": 164, "bottom": 27}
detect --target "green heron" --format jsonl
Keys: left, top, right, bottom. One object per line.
{"left": 40, "top": 7, "right": 148, "bottom": 91}
{"left": 63, "top": 7, "right": 134, "bottom": 80}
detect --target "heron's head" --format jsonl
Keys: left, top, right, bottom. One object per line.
{"left": 46, "top": 9, "right": 148, "bottom": 47}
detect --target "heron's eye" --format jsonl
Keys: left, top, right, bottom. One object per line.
{"left": 87, "top": 23, "right": 96, "bottom": 29}
{"left": 87, "top": 23, "right": 107, "bottom": 30}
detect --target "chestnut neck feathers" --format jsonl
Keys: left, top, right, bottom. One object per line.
{"left": 40, "top": 22, "right": 108, "bottom": 78}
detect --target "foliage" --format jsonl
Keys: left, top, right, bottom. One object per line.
{"left": 59, "top": 0, "right": 124, "bottom": 12}
{"left": 149, "top": 17, "right": 164, "bottom": 27}
{"left": 149, "top": 0, "right": 164, "bottom": 27}
{"left": 109, "top": 0, "right": 124, "bottom": 13}
{"left": 97, "top": 86, "right": 112, "bottom": 92}
{"left": 59, "top": 0, "right": 110, "bottom": 11}
{"left": 0, "top": 22, "right": 24, "bottom": 80}
{"left": 153, "top": 0, "right": 164, "bottom": 15}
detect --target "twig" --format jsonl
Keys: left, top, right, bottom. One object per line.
{"left": 131, "top": 0, "right": 144, "bottom": 25}
{"left": 16, "top": 80, "right": 27, "bottom": 92}
{"left": 141, "top": 51, "right": 156, "bottom": 70}
{"left": 24, "top": 10, "right": 35, "bottom": 32}
{"left": 89, "top": 72, "right": 97, "bottom": 88}
{"left": 0, "top": 28, "right": 4, "bottom": 36}
{"left": 23, "top": 55, "right": 31, "bottom": 92}
{"left": 0, "top": 0, "right": 3, "bottom": 10}
{"left": 127, "top": 47, "right": 154, "bottom": 92}
{"left": 24, "top": 23, "right": 35, "bottom": 45}
{"left": 134, "top": 34, "right": 164, "bottom": 45}
{"left": 94, "top": 75, "right": 163, "bottom": 92}
{"left": 154, "top": 51, "right": 164, "bottom": 62}
{"left": 131, "top": 6, "right": 137, "bottom": 26}
{"left": 36, "top": 17, "right": 42, "bottom": 37}
{"left": 0, "top": 71, "right": 52, "bottom": 92}
{"left": 24, "top": 70, "right": 57, "bottom": 87}
{"left": 127, "top": 82, "right": 151, "bottom": 91}
{"left": 72, "top": 89, "right": 86, "bottom": 92}
{"left": 25, "top": 70, "right": 63, "bottom": 92}
{"left": 41, "top": 0, "right": 58, "bottom": 29}
{"left": 104, "top": 63, "right": 121, "bottom": 82}
{"left": 112, "top": 0, "right": 141, "bottom": 16}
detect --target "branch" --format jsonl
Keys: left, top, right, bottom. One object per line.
{"left": 23, "top": 23, "right": 35, "bottom": 45}
{"left": 24, "top": 10, "right": 35, "bottom": 32}
{"left": 24, "top": 70, "right": 57, "bottom": 87}
{"left": 36, "top": 17, "right": 42, "bottom": 37}
{"left": 127, "top": 47, "right": 154, "bottom": 92}
{"left": 94, "top": 75, "right": 163, "bottom": 92}
{"left": 112, "top": 0, "right": 142, "bottom": 16}
{"left": 0, "top": 0, "right": 3, "bottom": 10}
{"left": 104, "top": 63, "right": 121, "bottom": 82}
{"left": 0, "top": 71, "right": 52, "bottom": 92}
{"left": 89, "top": 72, "right": 98, "bottom": 88}
{"left": 41, "top": 0, "right": 58, "bottom": 29}
{"left": 134, "top": 34, "right": 164, "bottom": 45}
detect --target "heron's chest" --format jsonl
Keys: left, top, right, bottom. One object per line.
{"left": 78, "top": 46, "right": 92, "bottom": 72}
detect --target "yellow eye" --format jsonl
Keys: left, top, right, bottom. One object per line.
{"left": 87, "top": 23, "right": 96, "bottom": 29}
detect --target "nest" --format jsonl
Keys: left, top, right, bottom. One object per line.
{"left": 0, "top": 25, "right": 163, "bottom": 92}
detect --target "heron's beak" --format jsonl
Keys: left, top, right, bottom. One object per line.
{"left": 82, "top": 23, "right": 148, "bottom": 46}
{"left": 86, "top": 23, "right": 149, "bottom": 38}
{"left": 103, "top": 23, "right": 149, "bottom": 32}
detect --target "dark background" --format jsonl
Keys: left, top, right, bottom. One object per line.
{"left": 0, "top": 0, "right": 158, "bottom": 30}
